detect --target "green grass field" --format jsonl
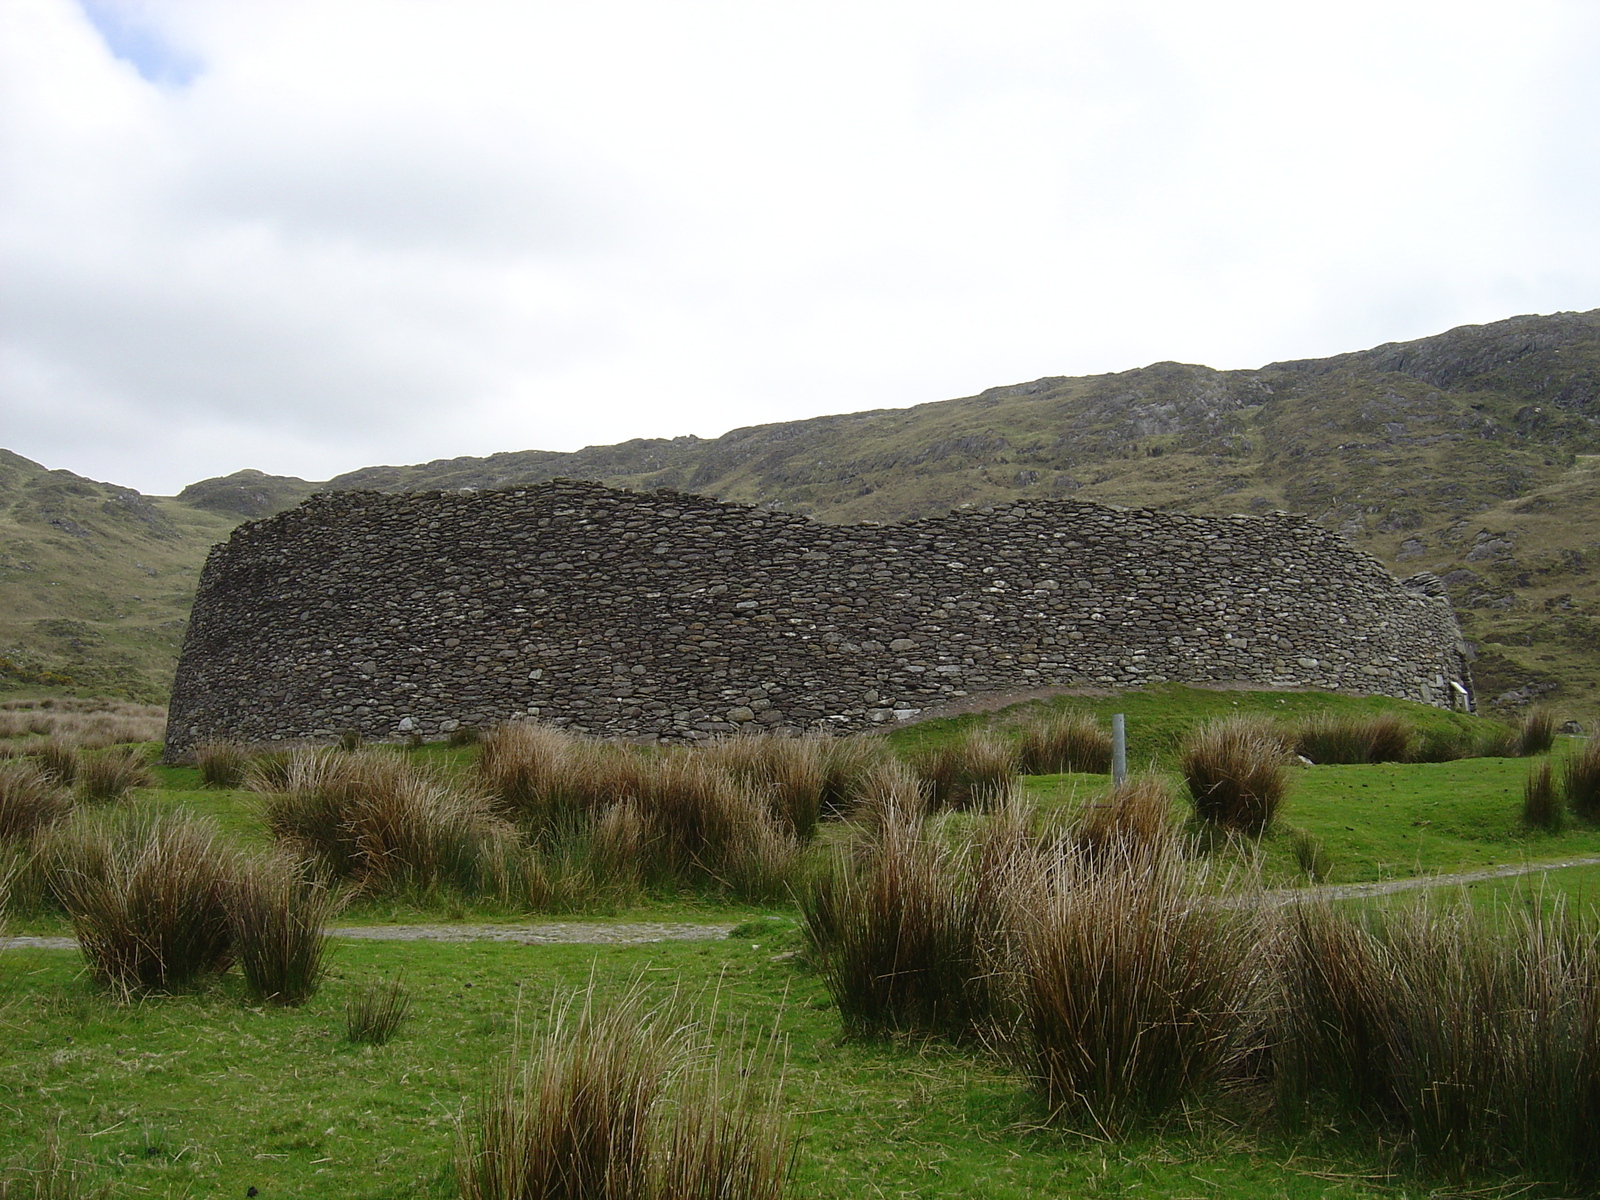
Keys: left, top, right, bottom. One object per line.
{"left": 5, "top": 691, "right": 1600, "bottom": 1198}
{"left": 2, "top": 936, "right": 1470, "bottom": 1200}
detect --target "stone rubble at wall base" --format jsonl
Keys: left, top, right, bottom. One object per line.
{"left": 163, "top": 480, "right": 1473, "bottom": 754}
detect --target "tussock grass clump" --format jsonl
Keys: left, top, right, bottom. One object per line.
{"left": 346, "top": 977, "right": 410, "bottom": 1045}
{"left": 632, "top": 755, "right": 799, "bottom": 902}
{"left": 1379, "top": 899, "right": 1600, "bottom": 1183}
{"left": 705, "top": 734, "right": 828, "bottom": 839}
{"left": 231, "top": 856, "right": 342, "bottom": 1005}
{"left": 1180, "top": 718, "right": 1290, "bottom": 835}
{"left": 478, "top": 724, "right": 632, "bottom": 837}
{"left": 45, "top": 809, "right": 236, "bottom": 997}
{"left": 815, "top": 735, "right": 891, "bottom": 818}
{"left": 242, "top": 749, "right": 295, "bottom": 793}
{"left": 1015, "top": 849, "right": 1261, "bottom": 1134}
{"left": 802, "top": 801, "right": 1019, "bottom": 1039}
{"left": 1474, "top": 724, "right": 1523, "bottom": 759}
{"left": 456, "top": 983, "right": 789, "bottom": 1200}
{"left": 1271, "top": 896, "right": 1600, "bottom": 1186}
{"left": 0, "top": 763, "right": 72, "bottom": 843}
{"left": 1523, "top": 760, "right": 1565, "bottom": 831}
{"left": 479, "top": 724, "right": 806, "bottom": 902}
{"left": 846, "top": 756, "right": 927, "bottom": 818}
{"left": 911, "top": 729, "right": 1018, "bottom": 811}
{"left": 1068, "top": 775, "right": 1175, "bottom": 863}
{"left": 1288, "top": 829, "right": 1331, "bottom": 883}
{"left": 34, "top": 738, "right": 80, "bottom": 787}
{"left": 194, "top": 742, "right": 250, "bottom": 789}
{"left": 1272, "top": 901, "right": 1395, "bottom": 1119}
{"left": 1563, "top": 732, "right": 1600, "bottom": 821}
{"left": 75, "top": 746, "right": 153, "bottom": 804}
{"left": 1411, "top": 727, "right": 1475, "bottom": 762}
{"left": 1293, "top": 713, "right": 1414, "bottom": 764}
{"left": 1017, "top": 711, "right": 1112, "bottom": 775}
{"left": 1514, "top": 707, "right": 1558, "bottom": 757}
{"left": 264, "top": 749, "right": 512, "bottom": 898}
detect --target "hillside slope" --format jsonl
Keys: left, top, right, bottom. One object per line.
{"left": 0, "top": 451, "right": 238, "bottom": 700}
{"left": 6, "top": 309, "right": 1599, "bottom": 714}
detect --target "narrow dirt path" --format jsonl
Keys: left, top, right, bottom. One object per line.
{"left": 0, "top": 921, "right": 741, "bottom": 953}
{"left": 1265, "top": 854, "right": 1600, "bottom": 905}
{"left": 8, "top": 857, "right": 1600, "bottom": 954}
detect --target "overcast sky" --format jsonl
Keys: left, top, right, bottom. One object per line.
{"left": 3, "top": 0, "right": 1598, "bottom": 495}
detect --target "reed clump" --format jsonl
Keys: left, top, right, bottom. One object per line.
{"left": 1563, "top": 731, "right": 1600, "bottom": 821}
{"left": 704, "top": 734, "right": 828, "bottom": 839}
{"left": 801, "top": 800, "right": 1020, "bottom": 1040}
{"left": 194, "top": 742, "right": 251, "bottom": 789}
{"left": 631, "top": 754, "right": 800, "bottom": 902}
{"left": 456, "top": 983, "right": 789, "bottom": 1200}
{"left": 1293, "top": 713, "right": 1414, "bottom": 764}
{"left": 346, "top": 977, "right": 411, "bottom": 1045}
{"left": 263, "top": 749, "right": 511, "bottom": 898}
{"left": 75, "top": 746, "right": 153, "bottom": 804}
{"left": 45, "top": 808, "right": 236, "bottom": 997}
{"left": 0, "top": 762, "right": 73, "bottom": 843}
{"left": 1272, "top": 901, "right": 1396, "bottom": 1120}
{"left": 34, "top": 738, "right": 80, "bottom": 787}
{"left": 231, "top": 855, "right": 342, "bottom": 1005}
{"left": 1180, "top": 718, "right": 1290, "bottom": 835}
{"left": 1270, "top": 895, "right": 1600, "bottom": 1186}
{"left": 1523, "top": 760, "right": 1564, "bottom": 831}
{"left": 1016, "top": 711, "right": 1112, "bottom": 775}
{"left": 1014, "top": 847, "right": 1261, "bottom": 1135}
{"left": 1513, "top": 707, "right": 1558, "bottom": 756}
{"left": 1068, "top": 774, "right": 1176, "bottom": 863}
{"left": 478, "top": 724, "right": 806, "bottom": 901}
{"left": 911, "top": 729, "right": 1018, "bottom": 811}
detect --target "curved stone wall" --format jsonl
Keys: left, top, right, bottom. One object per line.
{"left": 164, "top": 480, "right": 1471, "bottom": 752}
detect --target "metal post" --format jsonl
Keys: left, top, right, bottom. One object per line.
{"left": 1111, "top": 713, "right": 1126, "bottom": 786}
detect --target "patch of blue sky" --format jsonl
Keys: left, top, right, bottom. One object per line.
{"left": 78, "top": 0, "right": 202, "bottom": 87}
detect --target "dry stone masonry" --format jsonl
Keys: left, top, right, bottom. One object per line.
{"left": 164, "top": 481, "right": 1472, "bottom": 752}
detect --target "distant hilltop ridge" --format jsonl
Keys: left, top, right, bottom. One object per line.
{"left": 3, "top": 307, "right": 1596, "bottom": 717}
{"left": 164, "top": 480, "right": 1470, "bottom": 751}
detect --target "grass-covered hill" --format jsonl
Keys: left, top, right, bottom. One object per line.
{"left": 5, "top": 308, "right": 1600, "bottom": 711}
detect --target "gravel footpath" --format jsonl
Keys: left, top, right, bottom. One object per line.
{"left": 1261, "top": 855, "right": 1600, "bottom": 904}
{"left": 0, "top": 921, "right": 741, "bottom": 953}
{"left": 8, "top": 857, "right": 1600, "bottom": 954}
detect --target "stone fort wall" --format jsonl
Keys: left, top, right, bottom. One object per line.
{"left": 164, "top": 480, "right": 1472, "bottom": 753}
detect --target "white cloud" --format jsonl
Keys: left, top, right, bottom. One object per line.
{"left": 1, "top": 0, "right": 1597, "bottom": 493}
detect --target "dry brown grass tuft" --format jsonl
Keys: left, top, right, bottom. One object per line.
{"left": 1017, "top": 711, "right": 1112, "bottom": 775}
{"left": 1069, "top": 774, "right": 1177, "bottom": 863}
{"left": 704, "top": 734, "right": 828, "bottom": 839}
{"left": 802, "top": 800, "right": 1023, "bottom": 1039}
{"left": 75, "top": 746, "right": 153, "bottom": 804}
{"left": 34, "top": 739, "right": 80, "bottom": 787}
{"left": 264, "top": 749, "right": 512, "bottom": 898}
{"left": 231, "top": 855, "right": 343, "bottom": 1005}
{"left": 1524, "top": 760, "right": 1564, "bottom": 831}
{"left": 0, "top": 762, "right": 73, "bottom": 843}
{"left": 1293, "top": 713, "right": 1415, "bottom": 764}
{"left": 1180, "top": 718, "right": 1291, "bottom": 835}
{"left": 911, "top": 729, "right": 1019, "bottom": 811}
{"left": 44, "top": 808, "right": 236, "bottom": 998}
{"left": 457, "top": 982, "right": 788, "bottom": 1200}
{"left": 1564, "top": 731, "right": 1600, "bottom": 821}
{"left": 1014, "top": 847, "right": 1262, "bottom": 1134}
{"left": 194, "top": 742, "right": 251, "bottom": 789}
